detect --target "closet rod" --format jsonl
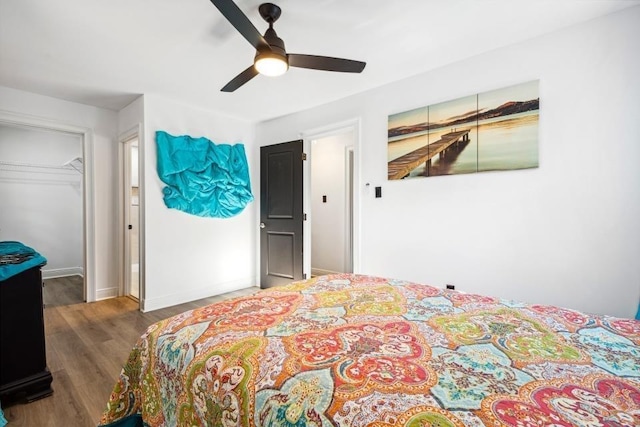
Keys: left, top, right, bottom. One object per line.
{"left": 0, "top": 160, "right": 77, "bottom": 171}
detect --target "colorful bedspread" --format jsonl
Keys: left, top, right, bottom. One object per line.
{"left": 99, "top": 274, "right": 640, "bottom": 427}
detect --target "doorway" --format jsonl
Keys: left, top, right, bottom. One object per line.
{"left": 0, "top": 124, "right": 84, "bottom": 303}
{"left": 259, "top": 140, "right": 304, "bottom": 288}
{"left": 303, "top": 119, "right": 359, "bottom": 279}
{"left": 258, "top": 120, "right": 360, "bottom": 287}
{"left": 309, "top": 131, "right": 354, "bottom": 276}
{"left": 0, "top": 115, "right": 96, "bottom": 304}
{"left": 0, "top": 112, "right": 96, "bottom": 301}
{"left": 122, "top": 136, "right": 140, "bottom": 300}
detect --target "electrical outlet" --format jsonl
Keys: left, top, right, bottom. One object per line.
{"left": 446, "top": 284, "right": 455, "bottom": 290}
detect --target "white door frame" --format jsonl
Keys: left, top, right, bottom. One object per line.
{"left": 122, "top": 136, "right": 134, "bottom": 298}
{"left": 301, "top": 118, "right": 361, "bottom": 278}
{"left": 0, "top": 109, "right": 97, "bottom": 302}
{"left": 118, "top": 125, "right": 143, "bottom": 308}
{"left": 345, "top": 146, "right": 355, "bottom": 273}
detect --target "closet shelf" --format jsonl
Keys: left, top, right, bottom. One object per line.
{"left": 0, "top": 160, "right": 82, "bottom": 175}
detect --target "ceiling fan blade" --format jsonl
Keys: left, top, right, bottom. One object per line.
{"left": 221, "top": 65, "right": 259, "bottom": 92}
{"left": 288, "top": 54, "right": 366, "bottom": 73}
{"left": 208, "top": 0, "right": 270, "bottom": 52}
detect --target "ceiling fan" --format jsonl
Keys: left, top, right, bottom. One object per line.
{"left": 208, "top": 0, "right": 367, "bottom": 92}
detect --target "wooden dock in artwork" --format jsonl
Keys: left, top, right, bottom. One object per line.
{"left": 388, "top": 129, "right": 471, "bottom": 180}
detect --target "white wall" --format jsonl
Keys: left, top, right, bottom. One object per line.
{"left": 0, "top": 86, "right": 119, "bottom": 300}
{"left": 140, "top": 94, "right": 257, "bottom": 312}
{"left": 118, "top": 96, "right": 144, "bottom": 137}
{"left": 311, "top": 132, "right": 353, "bottom": 274}
{"left": 256, "top": 7, "right": 640, "bottom": 318}
{"left": 0, "top": 124, "right": 83, "bottom": 277}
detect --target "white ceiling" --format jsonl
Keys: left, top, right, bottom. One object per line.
{"left": 1, "top": 0, "right": 638, "bottom": 122}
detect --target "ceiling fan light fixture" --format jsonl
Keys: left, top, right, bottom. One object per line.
{"left": 255, "top": 52, "right": 288, "bottom": 76}
{"left": 212, "top": 0, "right": 366, "bottom": 91}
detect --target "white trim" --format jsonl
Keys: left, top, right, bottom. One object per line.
{"left": 345, "top": 146, "right": 354, "bottom": 273}
{"left": 123, "top": 138, "right": 133, "bottom": 298}
{"left": 301, "top": 118, "right": 362, "bottom": 278}
{"left": 119, "top": 125, "right": 139, "bottom": 145}
{"left": 42, "top": 267, "right": 84, "bottom": 279}
{"left": 0, "top": 109, "right": 96, "bottom": 302}
{"left": 141, "top": 277, "right": 256, "bottom": 313}
{"left": 96, "top": 287, "right": 119, "bottom": 301}
{"left": 138, "top": 124, "right": 145, "bottom": 306}
{"left": 117, "top": 136, "right": 125, "bottom": 298}
{"left": 118, "top": 124, "right": 143, "bottom": 310}
{"left": 301, "top": 119, "right": 361, "bottom": 141}
{"left": 83, "top": 130, "right": 96, "bottom": 302}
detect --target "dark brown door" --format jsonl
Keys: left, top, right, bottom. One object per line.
{"left": 260, "top": 140, "right": 304, "bottom": 288}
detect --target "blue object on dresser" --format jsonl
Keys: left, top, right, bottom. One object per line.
{"left": 0, "top": 241, "right": 47, "bottom": 281}
{"left": 0, "top": 400, "right": 7, "bottom": 427}
{"left": 156, "top": 131, "right": 254, "bottom": 218}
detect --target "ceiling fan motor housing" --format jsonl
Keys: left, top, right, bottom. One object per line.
{"left": 257, "top": 28, "right": 286, "bottom": 58}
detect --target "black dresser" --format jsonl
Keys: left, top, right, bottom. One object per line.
{"left": 0, "top": 264, "right": 53, "bottom": 402}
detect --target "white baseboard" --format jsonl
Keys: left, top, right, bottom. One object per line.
{"left": 141, "top": 276, "right": 256, "bottom": 313}
{"left": 311, "top": 267, "right": 341, "bottom": 277}
{"left": 42, "top": 267, "right": 84, "bottom": 279}
{"left": 96, "top": 287, "right": 118, "bottom": 300}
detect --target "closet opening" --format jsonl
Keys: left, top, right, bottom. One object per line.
{"left": 0, "top": 123, "right": 86, "bottom": 306}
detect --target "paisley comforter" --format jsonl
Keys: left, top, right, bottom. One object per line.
{"left": 99, "top": 274, "right": 640, "bottom": 427}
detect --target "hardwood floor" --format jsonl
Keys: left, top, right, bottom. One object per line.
{"left": 2, "top": 286, "right": 258, "bottom": 426}
{"left": 43, "top": 276, "right": 84, "bottom": 307}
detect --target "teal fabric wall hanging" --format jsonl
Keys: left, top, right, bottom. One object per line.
{"left": 156, "top": 131, "right": 253, "bottom": 218}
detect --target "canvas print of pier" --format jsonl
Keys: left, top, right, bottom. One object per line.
{"left": 388, "top": 80, "right": 539, "bottom": 180}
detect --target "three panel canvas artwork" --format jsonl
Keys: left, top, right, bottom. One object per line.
{"left": 388, "top": 80, "right": 539, "bottom": 180}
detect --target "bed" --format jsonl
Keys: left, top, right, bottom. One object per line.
{"left": 99, "top": 274, "right": 640, "bottom": 426}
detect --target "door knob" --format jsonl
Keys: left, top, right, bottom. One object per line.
{"left": 260, "top": 222, "right": 266, "bottom": 229}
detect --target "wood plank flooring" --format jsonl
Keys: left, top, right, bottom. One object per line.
{"left": 43, "top": 276, "right": 84, "bottom": 307}
{"left": 2, "top": 286, "right": 259, "bottom": 426}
